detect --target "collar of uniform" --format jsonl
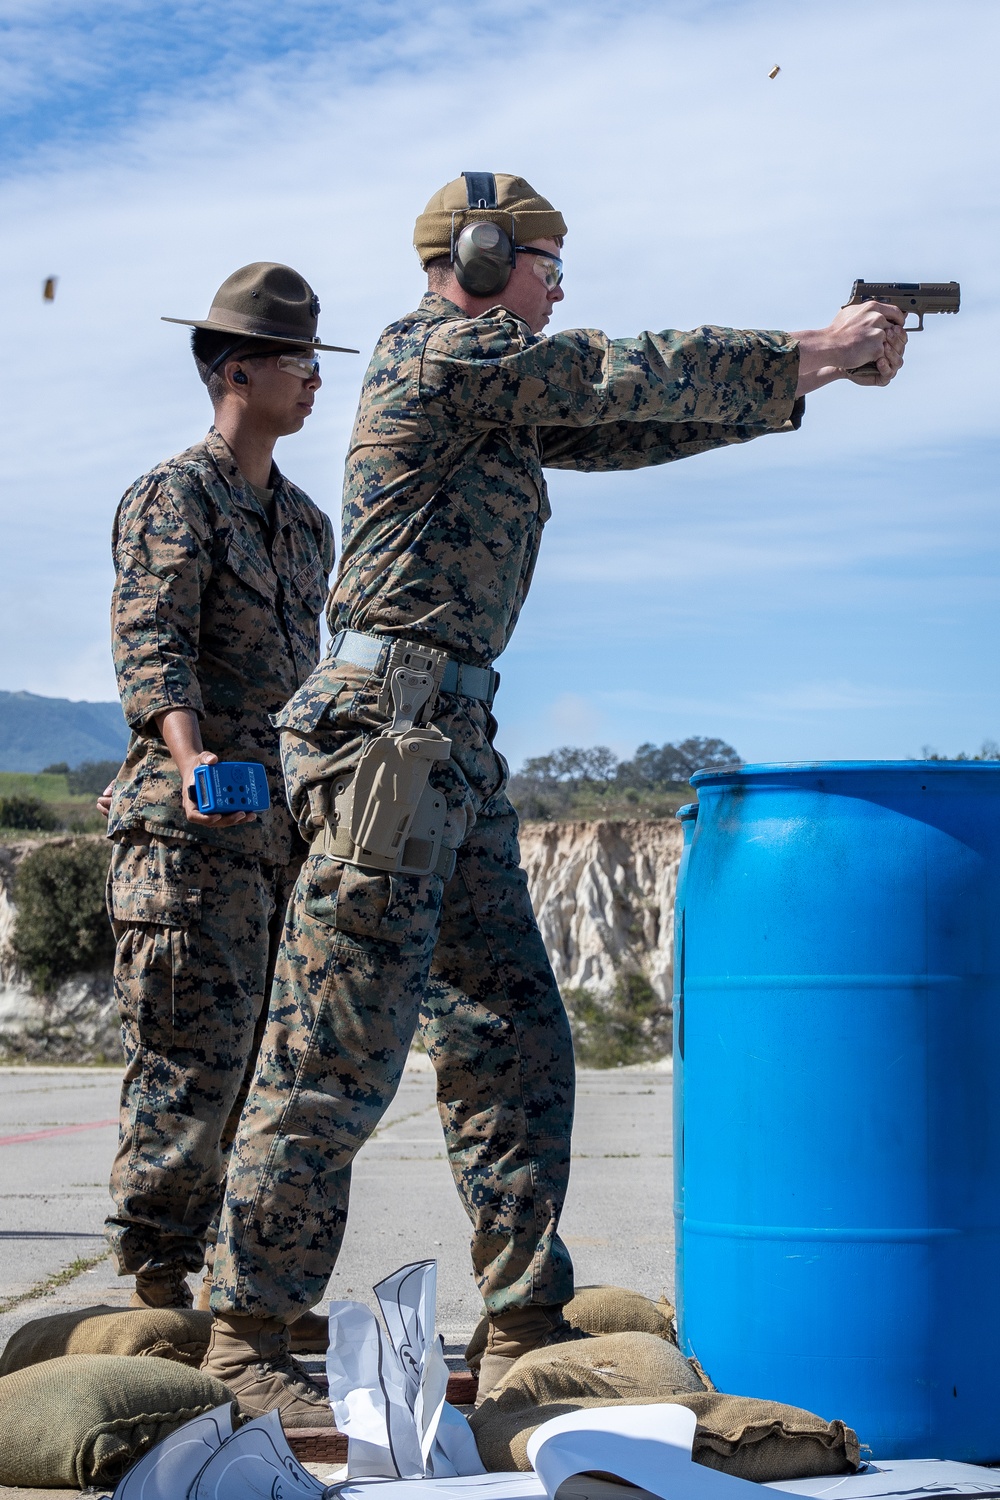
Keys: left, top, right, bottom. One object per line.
{"left": 416, "top": 291, "right": 531, "bottom": 335}
{"left": 204, "top": 426, "right": 287, "bottom": 527}
{"left": 416, "top": 291, "right": 467, "bottom": 321}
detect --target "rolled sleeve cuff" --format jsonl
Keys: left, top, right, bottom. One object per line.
{"left": 119, "top": 677, "right": 204, "bottom": 736}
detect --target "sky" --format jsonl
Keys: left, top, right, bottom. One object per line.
{"left": 0, "top": 0, "right": 997, "bottom": 771}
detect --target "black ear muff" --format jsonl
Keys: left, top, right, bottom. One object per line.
{"left": 232, "top": 369, "right": 249, "bottom": 385}
{"left": 453, "top": 220, "right": 514, "bottom": 296}
{"left": 451, "top": 171, "right": 515, "bottom": 298}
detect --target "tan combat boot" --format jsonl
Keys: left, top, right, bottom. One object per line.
{"left": 194, "top": 1275, "right": 328, "bottom": 1352}
{"left": 200, "top": 1314, "right": 337, "bottom": 1428}
{"left": 475, "top": 1305, "right": 593, "bottom": 1405}
{"left": 286, "top": 1309, "right": 330, "bottom": 1354}
{"left": 130, "top": 1265, "right": 194, "bottom": 1309}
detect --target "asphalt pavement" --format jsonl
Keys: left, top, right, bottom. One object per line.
{"left": 0, "top": 1055, "right": 674, "bottom": 1495}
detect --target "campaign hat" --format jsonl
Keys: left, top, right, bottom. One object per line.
{"left": 162, "top": 262, "right": 357, "bottom": 353}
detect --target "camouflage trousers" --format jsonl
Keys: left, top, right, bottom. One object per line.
{"left": 105, "top": 834, "right": 301, "bottom": 1275}
{"left": 211, "top": 792, "right": 576, "bottom": 1321}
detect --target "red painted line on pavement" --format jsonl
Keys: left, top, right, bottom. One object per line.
{"left": 0, "top": 1119, "right": 118, "bottom": 1147}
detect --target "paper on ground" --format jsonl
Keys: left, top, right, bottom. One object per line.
{"left": 528, "top": 1403, "right": 761, "bottom": 1500}
{"left": 112, "top": 1403, "right": 235, "bottom": 1500}
{"left": 333, "top": 1475, "right": 546, "bottom": 1500}
{"left": 111, "top": 1405, "right": 330, "bottom": 1500}
{"left": 326, "top": 1259, "right": 484, "bottom": 1479}
{"left": 767, "top": 1460, "right": 1000, "bottom": 1498}
{"left": 190, "top": 1408, "right": 331, "bottom": 1499}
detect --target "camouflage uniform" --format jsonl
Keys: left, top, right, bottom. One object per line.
{"left": 212, "top": 295, "right": 802, "bottom": 1319}
{"left": 106, "top": 427, "right": 334, "bottom": 1275}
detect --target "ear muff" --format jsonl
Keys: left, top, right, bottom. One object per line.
{"left": 232, "top": 369, "right": 249, "bottom": 385}
{"left": 451, "top": 172, "right": 515, "bottom": 297}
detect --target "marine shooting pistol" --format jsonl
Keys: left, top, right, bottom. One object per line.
{"left": 844, "top": 279, "right": 960, "bottom": 375}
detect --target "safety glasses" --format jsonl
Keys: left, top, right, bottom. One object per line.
{"left": 515, "top": 246, "right": 564, "bottom": 290}
{"left": 276, "top": 353, "right": 321, "bottom": 380}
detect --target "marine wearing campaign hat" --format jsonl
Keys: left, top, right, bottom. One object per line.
{"left": 163, "top": 261, "right": 357, "bottom": 353}
{"left": 104, "top": 257, "right": 340, "bottom": 1386}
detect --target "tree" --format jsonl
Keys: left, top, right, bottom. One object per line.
{"left": 12, "top": 840, "right": 115, "bottom": 992}
{"left": 617, "top": 736, "right": 740, "bottom": 788}
{"left": 0, "top": 796, "right": 58, "bottom": 831}
{"left": 66, "top": 760, "right": 122, "bottom": 795}
{"left": 520, "top": 746, "right": 619, "bottom": 786}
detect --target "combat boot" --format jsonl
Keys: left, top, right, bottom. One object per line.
{"left": 193, "top": 1274, "right": 329, "bottom": 1352}
{"left": 200, "top": 1314, "right": 337, "bottom": 1429}
{"left": 287, "top": 1309, "right": 330, "bottom": 1354}
{"left": 130, "top": 1265, "right": 194, "bottom": 1309}
{"left": 475, "top": 1305, "right": 593, "bottom": 1405}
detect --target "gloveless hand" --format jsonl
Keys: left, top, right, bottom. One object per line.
{"left": 155, "top": 707, "right": 256, "bottom": 827}
{"left": 794, "top": 300, "right": 907, "bottom": 394}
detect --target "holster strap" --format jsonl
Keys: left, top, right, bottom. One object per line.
{"left": 309, "top": 820, "right": 457, "bottom": 882}
{"left": 329, "top": 629, "right": 498, "bottom": 706}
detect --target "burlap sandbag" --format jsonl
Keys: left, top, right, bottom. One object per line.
{"left": 0, "top": 1304, "right": 213, "bottom": 1374}
{"left": 466, "top": 1286, "right": 676, "bottom": 1371}
{"left": 487, "top": 1332, "right": 704, "bottom": 1407}
{"left": 470, "top": 1334, "right": 859, "bottom": 1481}
{"left": 0, "top": 1353, "right": 234, "bottom": 1489}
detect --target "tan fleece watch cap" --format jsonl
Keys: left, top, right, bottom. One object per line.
{"left": 413, "top": 173, "right": 567, "bottom": 267}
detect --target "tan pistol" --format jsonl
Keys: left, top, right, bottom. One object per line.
{"left": 845, "top": 279, "right": 960, "bottom": 376}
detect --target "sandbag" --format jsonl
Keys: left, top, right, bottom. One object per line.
{"left": 0, "top": 1304, "right": 213, "bottom": 1374}
{"left": 465, "top": 1286, "right": 676, "bottom": 1371}
{"left": 469, "top": 1331, "right": 859, "bottom": 1481}
{"left": 488, "top": 1332, "right": 704, "bottom": 1407}
{"left": 471, "top": 1392, "right": 859, "bottom": 1480}
{"left": 0, "top": 1353, "right": 234, "bottom": 1489}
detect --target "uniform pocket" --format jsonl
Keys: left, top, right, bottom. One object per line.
{"left": 108, "top": 839, "right": 203, "bottom": 929}
{"left": 272, "top": 659, "right": 363, "bottom": 735}
{"left": 226, "top": 539, "right": 277, "bottom": 604}
{"left": 302, "top": 857, "right": 407, "bottom": 945}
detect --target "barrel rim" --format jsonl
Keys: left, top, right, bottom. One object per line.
{"left": 692, "top": 758, "right": 1000, "bottom": 788}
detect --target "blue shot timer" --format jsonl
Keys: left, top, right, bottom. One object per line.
{"left": 192, "top": 762, "right": 271, "bottom": 815}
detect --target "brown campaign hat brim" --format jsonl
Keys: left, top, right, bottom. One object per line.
{"left": 161, "top": 315, "right": 358, "bottom": 354}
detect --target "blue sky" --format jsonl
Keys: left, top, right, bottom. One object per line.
{"left": 0, "top": 0, "right": 997, "bottom": 770}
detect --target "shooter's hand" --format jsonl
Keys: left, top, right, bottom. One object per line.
{"left": 793, "top": 301, "right": 907, "bottom": 394}
{"left": 844, "top": 320, "right": 907, "bottom": 386}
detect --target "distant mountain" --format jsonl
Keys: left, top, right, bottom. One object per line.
{"left": 0, "top": 690, "right": 129, "bottom": 772}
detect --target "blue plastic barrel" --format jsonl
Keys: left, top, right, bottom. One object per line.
{"left": 672, "top": 802, "right": 700, "bottom": 1314}
{"left": 674, "top": 762, "right": 1000, "bottom": 1459}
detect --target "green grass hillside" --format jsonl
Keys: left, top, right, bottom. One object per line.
{"left": 0, "top": 770, "right": 105, "bottom": 838}
{"left": 0, "top": 770, "right": 88, "bottom": 803}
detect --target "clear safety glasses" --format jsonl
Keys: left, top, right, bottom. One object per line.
{"left": 276, "top": 353, "right": 321, "bottom": 380}
{"left": 515, "top": 246, "right": 564, "bottom": 290}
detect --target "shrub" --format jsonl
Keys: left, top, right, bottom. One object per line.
{"left": 66, "top": 760, "right": 122, "bottom": 796}
{"left": 563, "top": 972, "right": 671, "bottom": 1068}
{"left": 0, "top": 795, "right": 58, "bottom": 831}
{"left": 11, "top": 839, "right": 115, "bottom": 993}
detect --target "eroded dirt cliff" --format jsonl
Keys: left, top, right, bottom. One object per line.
{"left": 0, "top": 818, "right": 683, "bottom": 1060}
{"left": 519, "top": 818, "right": 682, "bottom": 1003}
